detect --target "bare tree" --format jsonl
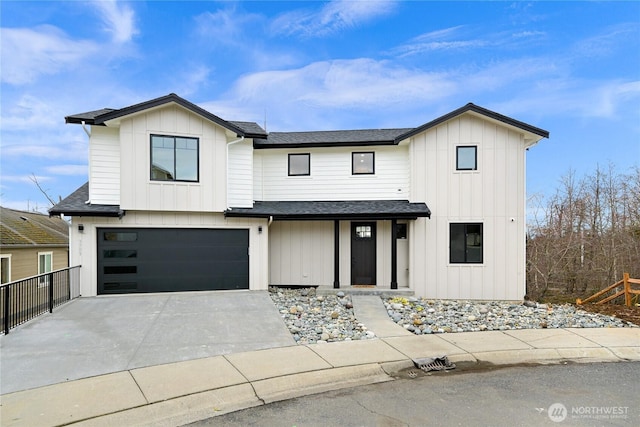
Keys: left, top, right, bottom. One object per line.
{"left": 527, "top": 165, "right": 640, "bottom": 301}
{"left": 29, "top": 173, "right": 57, "bottom": 207}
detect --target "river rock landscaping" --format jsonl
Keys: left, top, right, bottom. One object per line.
{"left": 269, "top": 287, "right": 637, "bottom": 344}
{"left": 384, "top": 297, "right": 637, "bottom": 335}
{"left": 269, "top": 286, "right": 375, "bottom": 344}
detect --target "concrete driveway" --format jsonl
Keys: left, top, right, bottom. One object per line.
{"left": 0, "top": 291, "right": 295, "bottom": 394}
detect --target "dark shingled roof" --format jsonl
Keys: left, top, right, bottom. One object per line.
{"left": 65, "top": 94, "right": 267, "bottom": 139}
{"left": 49, "top": 183, "right": 123, "bottom": 217}
{"left": 229, "top": 121, "right": 267, "bottom": 137}
{"left": 225, "top": 200, "right": 431, "bottom": 220}
{"left": 254, "top": 128, "right": 413, "bottom": 149}
{"left": 1, "top": 207, "right": 68, "bottom": 246}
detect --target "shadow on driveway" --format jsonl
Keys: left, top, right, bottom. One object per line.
{"left": 0, "top": 291, "right": 295, "bottom": 394}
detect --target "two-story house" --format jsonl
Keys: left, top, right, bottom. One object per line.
{"left": 50, "top": 93, "right": 548, "bottom": 300}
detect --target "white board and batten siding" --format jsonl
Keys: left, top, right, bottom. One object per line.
{"left": 227, "top": 139, "right": 253, "bottom": 208}
{"left": 88, "top": 126, "right": 120, "bottom": 205}
{"left": 409, "top": 113, "right": 527, "bottom": 300}
{"left": 255, "top": 145, "right": 410, "bottom": 201}
{"left": 118, "top": 104, "right": 229, "bottom": 212}
{"left": 268, "top": 220, "right": 402, "bottom": 288}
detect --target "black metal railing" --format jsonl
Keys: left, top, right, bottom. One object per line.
{"left": 0, "top": 265, "right": 81, "bottom": 335}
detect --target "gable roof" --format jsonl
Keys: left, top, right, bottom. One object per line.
{"left": 253, "top": 103, "right": 548, "bottom": 149}
{"left": 396, "top": 103, "right": 549, "bottom": 143}
{"left": 1, "top": 207, "right": 69, "bottom": 247}
{"left": 65, "top": 93, "right": 267, "bottom": 139}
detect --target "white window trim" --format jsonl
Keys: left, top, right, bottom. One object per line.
{"left": 38, "top": 251, "right": 53, "bottom": 287}
{"left": 1, "top": 254, "right": 11, "bottom": 284}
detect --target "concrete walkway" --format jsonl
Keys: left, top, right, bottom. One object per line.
{"left": 1, "top": 294, "right": 639, "bottom": 427}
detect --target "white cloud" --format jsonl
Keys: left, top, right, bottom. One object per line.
{"left": 44, "top": 165, "right": 88, "bottom": 176}
{"left": 91, "top": 0, "right": 138, "bottom": 43}
{"left": 0, "top": 26, "right": 98, "bottom": 85}
{"left": 389, "top": 26, "right": 487, "bottom": 57}
{"left": 1, "top": 142, "right": 88, "bottom": 162}
{"left": 195, "top": 6, "right": 261, "bottom": 46}
{"left": 271, "top": 0, "right": 397, "bottom": 37}
{"left": 1, "top": 94, "right": 60, "bottom": 130}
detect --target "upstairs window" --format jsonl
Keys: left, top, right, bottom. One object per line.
{"left": 151, "top": 135, "right": 199, "bottom": 182}
{"left": 288, "top": 153, "right": 310, "bottom": 176}
{"left": 450, "top": 223, "right": 483, "bottom": 264}
{"left": 456, "top": 146, "right": 477, "bottom": 170}
{"left": 352, "top": 152, "right": 375, "bottom": 175}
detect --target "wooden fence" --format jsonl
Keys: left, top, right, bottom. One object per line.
{"left": 576, "top": 273, "right": 640, "bottom": 307}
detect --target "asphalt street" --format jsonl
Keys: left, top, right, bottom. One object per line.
{"left": 188, "top": 362, "right": 640, "bottom": 427}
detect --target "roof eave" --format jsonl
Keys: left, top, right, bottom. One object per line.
{"left": 48, "top": 209, "right": 123, "bottom": 218}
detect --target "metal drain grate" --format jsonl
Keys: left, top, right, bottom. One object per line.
{"left": 412, "top": 356, "right": 456, "bottom": 372}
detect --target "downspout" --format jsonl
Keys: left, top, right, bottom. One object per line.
{"left": 226, "top": 135, "right": 245, "bottom": 209}
{"left": 81, "top": 121, "right": 92, "bottom": 204}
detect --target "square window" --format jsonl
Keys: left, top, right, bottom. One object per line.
{"left": 352, "top": 152, "right": 375, "bottom": 175}
{"left": 456, "top": 146, "right": 477, "bottom": 170}
{"left": 151, "top": 135, "right": 199, "bottom": 181}
{"left": 288, "top": 153, "right": 310, "bottom": 176}
{"left": 450, "top": 223, "right": 483, "bottom": 263}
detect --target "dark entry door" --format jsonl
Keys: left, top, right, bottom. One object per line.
{"left": 351, "top": 222, "right": 376, "bottom": 285}
{"left": 97, "top": 228, "right": 249, "bottom": 294}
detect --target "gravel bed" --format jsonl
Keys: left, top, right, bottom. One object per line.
{"left": 269, "top": 287, "right": 375, "bottom": 344}
{"left": 384, "top": 297, "right": 636, "bottom": 334}
{"left": 269, "top": 288, "right": 636, "bottom": 344}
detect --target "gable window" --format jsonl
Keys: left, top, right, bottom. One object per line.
{"left": 288, "top": 153, "right": 310, "bottom": 176}
{"left": 456, "top": 146, "right": 477, "bottom": 170}
{"left": 38, "top": 251, "right": 53, "bottom": 286}
{"left": 151, "top": 135, "right": 199, "bottom": 182}
{"left": 352, "top": 152, "right": 375, "bottom": 175}
{"left": 450, "top": 223, "right": 483, "bottom": 263}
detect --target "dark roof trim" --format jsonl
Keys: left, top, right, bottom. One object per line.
{"left": 66, "top": 94, "right": 268, "bottom": 139}
{"left": 49, "top": 183, "right": 124, "bottom": 218}
{"left": 395, "top": 103, "right": 550, "bottom": 142}
{"left": 225, "top": 200, "right": 431, "bottom": 221}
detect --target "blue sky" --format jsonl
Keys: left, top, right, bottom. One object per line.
{"left": 1, "top": 1, "right": 639, "bottom": 213}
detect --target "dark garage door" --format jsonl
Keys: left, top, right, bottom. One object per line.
{"left": 97, "top": 228, "right": 249, "bottom": 294}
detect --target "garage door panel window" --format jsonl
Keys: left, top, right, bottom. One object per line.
{"left": 103, "top": 250, "right": 137, "bottom": 258}
{"left": 104, "top": 232, "right": 137, "bottom": 242}
{"left": 104, "top": 266, "right": 137, "bottom": 274}
{"left": 151, "top": 135, "right": 199, "bottom": 182}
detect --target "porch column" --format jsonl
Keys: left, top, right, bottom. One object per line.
{"left": 391, "top": 219, "right": 398, "bottom": 289}
{"left": 333, "top": 220, "right": 340, "bottom": 288}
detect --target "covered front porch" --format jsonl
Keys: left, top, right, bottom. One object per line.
{"left": 225, "top": 200, "right": 431, "bottom": 291}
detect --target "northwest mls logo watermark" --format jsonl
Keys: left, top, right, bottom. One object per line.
{"left": 544, "top": 402, "right": 629, "bottom": 422}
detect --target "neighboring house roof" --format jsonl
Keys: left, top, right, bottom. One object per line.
{"left": 48, "top": 183, "right": 123, "bottom": 218}
{"left": 1, "top": 207, "right": 69, "bottom": 247}
{"left": 65, "top": 93, "right": 268, "bottom": 139}
{"left": 254, "top": 128, "right": 413, "bottom": 149}
{"left": 225, "top": 200, "right": 431, "bottom": 220}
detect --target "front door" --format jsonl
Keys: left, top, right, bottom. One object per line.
{"left": 351, "top": 222, "right": 376, "bottom": 285}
